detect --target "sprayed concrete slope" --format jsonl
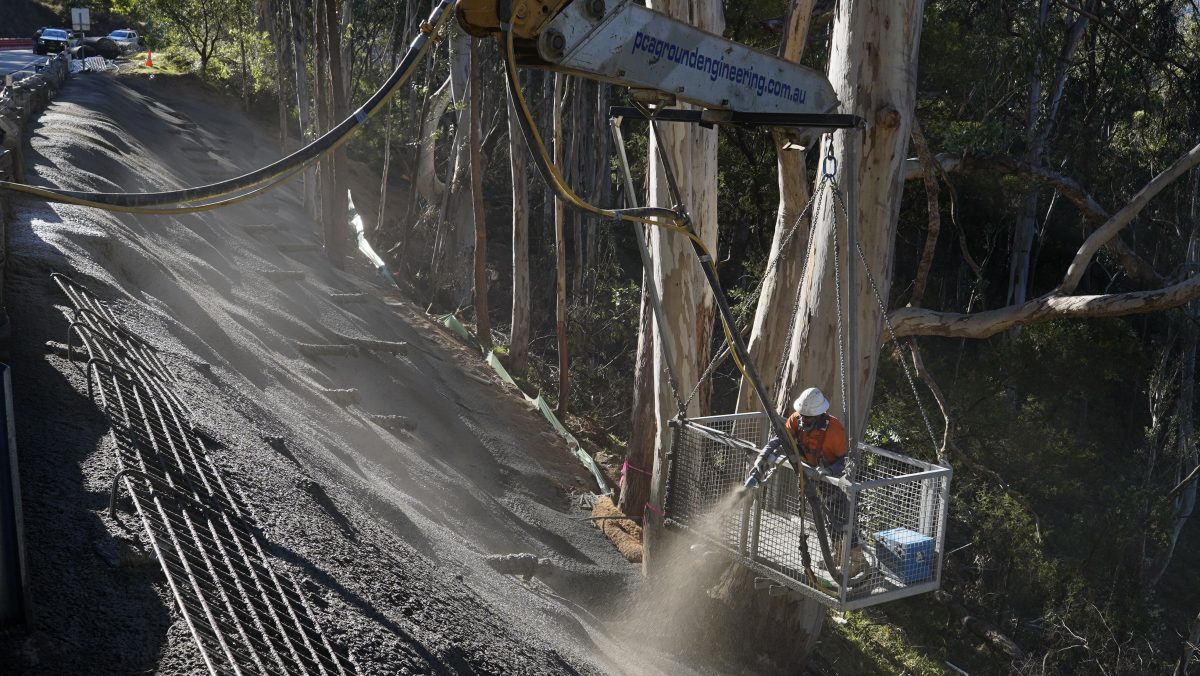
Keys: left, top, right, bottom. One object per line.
{"left": 0, "top": 71, "right": 712, "bottom": 675}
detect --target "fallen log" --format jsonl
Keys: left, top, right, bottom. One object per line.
{"left": 934, "top": 590, "right": 1026, "bottom": 661}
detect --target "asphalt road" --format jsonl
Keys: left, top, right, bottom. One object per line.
{"left": 0, "top": 49, "right": 46, "bottom": 78}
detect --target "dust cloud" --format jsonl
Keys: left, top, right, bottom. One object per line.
{"left": 616, "top": 490, "right": 756, "bottom": 674}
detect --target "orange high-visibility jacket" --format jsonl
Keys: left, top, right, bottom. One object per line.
{"left": 784, "top": 412, "right": 847, "bottom": 467}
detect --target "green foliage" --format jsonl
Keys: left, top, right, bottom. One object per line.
{"left": 819, "top": 608, "right": 965, "bottom": 676}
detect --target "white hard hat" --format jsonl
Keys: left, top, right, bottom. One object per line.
{"left": 793, "top": 387, "right": 830, "bottom": 416}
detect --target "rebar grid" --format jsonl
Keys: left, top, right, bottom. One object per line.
{"left": 667, "top": 413, "right": 951, "bottom": 611}
{"left": 55, "top": 275, "right": 352, "bottom": 675}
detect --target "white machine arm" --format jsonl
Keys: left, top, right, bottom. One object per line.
{"left": 536, "top": 0, "right": 837, "bottom": 115}
{"left": 459, "top": 0, "right": 838, "bottom": 116}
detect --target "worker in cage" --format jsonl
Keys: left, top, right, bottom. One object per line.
{"left": 757, "top": 387, "right": 847, "bottom": 477}
{"left": 749, "top": 387, "right": 866, "bottom": 576}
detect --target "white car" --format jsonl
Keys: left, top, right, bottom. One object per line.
{"left": 34, "top": 28, "right": 79, "bottom": 55}
{"left": 106, "top": 29, "right": 140, "bottom": 54}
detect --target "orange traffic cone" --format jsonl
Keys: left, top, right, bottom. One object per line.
{"left": 145, "top": 51, "right": 153, "bottom": 67}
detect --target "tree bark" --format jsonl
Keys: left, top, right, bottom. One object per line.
{"left": 469, "top": 38, "right": 492, "bottom": 352}
{"left": 311, "top": 0, "right": 332, "bottom": 244}
{"left": 507, "top": 87, "right": 531, "bottom": 376}
{"left": 238, "top": 22, "right": 250, "bottom": 111}
{"left": 723, "top": 1, "right": 827, "bottom": 662}
{"left": 289, "top": 0, "right": 315, "bottom": 216}
{"left": 908, "top": 118, "right": 940, "bottom": 308}
{"left": 891, "top": 278, "right": 1200, "bottom": 339}
{"left": 553, "top": 73, "right": 570, "bottom": 418}
{"left": 270, "top": 0, "right": 291, "bottom": 148}
{"left": 570, "top": 83, "right": 585, "bottom": 298}
{"left": 415, "top": 78, "right": 452, "bottom": 204}
{"left": 1007, "top": 0, "right": 1048, "bottom": 308}
{"left": 324, "top": 0, "right": 349, "bottom": 268}
{"left": 643, "top": 0, "right": 721, "bottom": 573}
{"left": 620, "top": 267, "right": 656, "bottom": 521}
{"left": 782, "top": 0, "right": 926, "bottom": 440}
{"left": 446, "top": 27, "right": 476, "bottom": 305}
{"left": 738, "top": 0, "right": 817, "bottom": 414}
{"left": 616, "top": 111, "right": 657, "bottom": 522}
{"left": 373, "top": 101, "right": 394, "bottom": 239}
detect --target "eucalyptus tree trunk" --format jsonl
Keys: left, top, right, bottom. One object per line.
{"left": 1177, "top": 607, "right": 1200, "bottom": 675}
{"left": 570, "top": 84, "right": 585, "bottom": 297}
{"left": 312, "top": 0, "right": 333, "bottom": 248}
{"left": 270, "top": 0, "right": 291, "bottom": 148}
{"left": 738, "top": 0, "right": 817, "bottom": 414}
{"left": 469, "top": 38, "right": 492, "bottom": 351}
{"left": 721, "top": 1, "right": 827, "bottom": 663}
{"left": 238, "top": 16, "right": 250, "bottom": 111}
{"left": 445, "top": 27, "right": 476, "bottom": 305}
{"left": 415, "top": 79, "right": 452, "bottom": 204}
{"left": 289, "top": 0, "right": 315, "bottom": 215}
{"left": 780, "top": 0, "right": 926, "bottom": 441}
{"left": 508, "top": 90, "right": 531, "bottom": 376}
{"left": 1146, "top": 177, "right": 1200, "bottom": 591}
{"left": 620, "top": 281, "right": 655, "bottom": 520}
{"left": 619, "top": 115, "right": 655, "bottom": 522}
{"left": 553, "top": 73, "right": 570, "bottom": 418}
{"left": 323, "top": 0, "right": 349, "bottom": 268}
{"left": 642, "top": 0, "right": 722, "bottom": 573}
{"left": 1008, "top": 1, "right": 1091, "bottom": 306}
{"left": 1007, "top": 0, "right": 1050, "bottom": 308}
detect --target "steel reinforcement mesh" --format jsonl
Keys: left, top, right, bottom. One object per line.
{"left": 666, "top": 412, "right": 951, "bottom": 611}
{"left": 53, "top": 273, "right": 354, "bottom": 675}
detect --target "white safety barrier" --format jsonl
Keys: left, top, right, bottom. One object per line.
{"left": 83, "top": 57, "right": 116, "bottom": 72}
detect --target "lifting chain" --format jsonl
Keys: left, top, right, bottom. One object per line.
{"left": 771, "top": 177, "right": 830, "bottom": 401}
{"left": 827, "top": 188, "right": 941, "bottom": 461}
{"left": 681, "top": 164, "right": 829, "bottom": 412}
{"left": 827, "top": 168, "right": 854, "bottom": 477}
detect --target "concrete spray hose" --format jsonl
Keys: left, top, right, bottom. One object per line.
{"left": 0, "top": 0, "right": 458, "bottom": 214}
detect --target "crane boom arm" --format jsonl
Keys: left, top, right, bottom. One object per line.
{"left": 458, "top": 0, "right": 837, "bottom": 115}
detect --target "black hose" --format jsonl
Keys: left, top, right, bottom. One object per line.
{"left": 0, "top": 0, "right": 456, "bottom": 208}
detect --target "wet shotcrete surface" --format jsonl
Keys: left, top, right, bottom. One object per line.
{"left": 0, "top": 71, "right": 666, "bottom": 675}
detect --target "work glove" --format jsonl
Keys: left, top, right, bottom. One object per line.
{"left": 761, "top": 436, "right": 783, "bottom": 457}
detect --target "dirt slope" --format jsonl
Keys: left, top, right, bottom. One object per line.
{"left": 0, "top": 71, "right": 714, "bottom": 675}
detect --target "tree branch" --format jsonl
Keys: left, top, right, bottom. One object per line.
{"left": 1050, "top": 0, "right": 1193, "bottom": 76}
{"left": 1168, "top": 463, "right": 1200, "bottom": 500}
{"left": 890, "top": 275, "right": 1200, "bottom": 340}
{"left": 908, "top": 119, "right": 941, "bottom": 308}
{"left": 935, "top": 590, "right": 1026, "bottom": 661}
{"left": 1059, "top": 141, "right": 1200, "bottom": 294}
{"left": 415, "top": 76, "right": 452, "bottom": 204}
{"left": 905, "top": 153, "right": 1168, "bottom": 289}
{"left": 902, "top": 152, "right": 959, "bottom": 181}
{"left": 908, "top": 339, "right": 951, "bottom": 464}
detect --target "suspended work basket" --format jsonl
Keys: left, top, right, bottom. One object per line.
{"left": 665, "top": 412, "right": 952, "bottom": 611}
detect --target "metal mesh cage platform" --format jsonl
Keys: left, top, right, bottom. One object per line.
{"left": 665, "top": 412, "right": 951, "bottom": 611}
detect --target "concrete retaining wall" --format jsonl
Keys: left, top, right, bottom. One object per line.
{"left": 0, "top": 53, "right": 63, "bottom": 632}
{"left": 0, "top": 53, "right": 69, "bottom": 340}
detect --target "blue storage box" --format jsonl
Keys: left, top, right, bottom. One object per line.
{"left": 874, "top": 527, "right": 934, "bottom": 584}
